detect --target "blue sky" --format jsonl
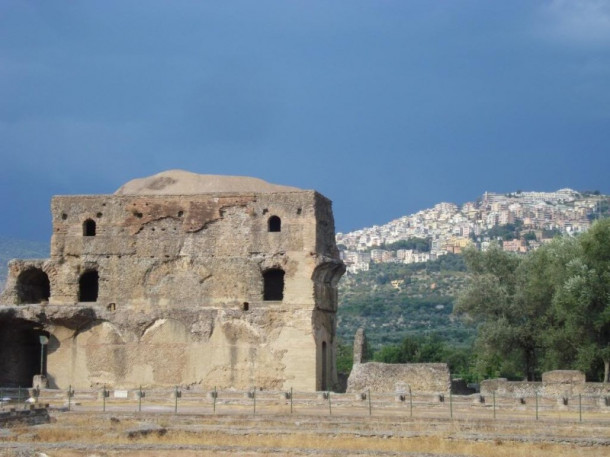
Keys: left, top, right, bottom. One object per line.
{"left": 1, "top": 1, "right": 609, "bottom": 241}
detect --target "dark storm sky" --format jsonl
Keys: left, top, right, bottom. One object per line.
{"left": 1, "top": 1, "right": 609, "bottom": 240}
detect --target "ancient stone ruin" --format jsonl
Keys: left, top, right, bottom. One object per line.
{"left": 0, "top": 170, "right": 345, "bottom": 391}
{"left": 346, "top": 328, "right": 451, "bottom": 394}
{"left": 481, "top": 370, "right": 610, "bottom": 398}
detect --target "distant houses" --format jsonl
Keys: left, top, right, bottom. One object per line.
{"left": 338, "top": 189, "right": 606, "bottom": 272}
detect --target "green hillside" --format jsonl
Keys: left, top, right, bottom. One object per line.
{"left": 0, "top": 237, "right": 49, "bottom": 290}
{"left": 337, "top": 254, "right": 474, "bottom": 349}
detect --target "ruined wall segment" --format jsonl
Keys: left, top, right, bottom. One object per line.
{"left": 346, "top": 362, "right": 451, "bottom": 394}
{"left": 0, "top": 170, "right": 345, "bottom": 391}
{"left": 480, "top": 371, "right": 610, "bottom": 398}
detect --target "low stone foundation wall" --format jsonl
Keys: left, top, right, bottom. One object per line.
{"left": 0, "top": 407, "right": 50, "bottom": 427}
{"left": 346, "top": 362, "right": 450, "bottom": 394}
{"left": 480, "top": 371, "right": 610, "bottom": 398}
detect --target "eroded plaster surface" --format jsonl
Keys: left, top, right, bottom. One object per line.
{"left": 0, "top": 171, "right": 344, "bottom": 390}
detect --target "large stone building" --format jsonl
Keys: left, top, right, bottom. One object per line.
{"left": 0, "top": 170, "right": 345, "bottom": 391}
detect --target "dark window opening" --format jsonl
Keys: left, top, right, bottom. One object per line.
{"left": 83, "top": 219, "right": 96, "bottom": 236}
{"left": 268, "top": 215, "right": 281, "bottom": 232}
{"left": 263, "top": 269, "right": 285, "bottom": 301}
{"left": 79, "top": 270, "right": 99, "bottom": 302}
{"left": 16, "top": 268, "right": 50, "bottom": 304}
{"left": 0, "top": 321, "right": 49, "bottom": 387}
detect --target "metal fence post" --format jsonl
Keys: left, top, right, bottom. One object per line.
{"left": 67, "top": 385, "right": 74, "bottom": 411}
{"left": 17, "top": 386, "right": 21, "bottom": 407}
{"left": 102, "top": 385, "right": 108, "bottom": 412}
{"left": 493, "top": 391, "right": 496, "bottom": 420}
{"left": 449, "top": 389, "right": 453, "bottom": 419}
{"left": 290, "top": 387, "right": 293, "bottom": 414}
{"left": 535, "top": 391, "right": 539, "bottom": 420}
{"left": 253, "top": 387, "right": 256, "bottom": 416}
{"left": 213, "top": 386, "right": 217, "bottom": 413}
{"left": 328, "top": 391, "right": 332, "bottom": 416}
{"left": 409, "top": 386, "right": 413, "bottom": 418}
{"left": 368, "top": 389, "right": 372, "bottom": 416}
{"left": 579, "top": 394, "right": 582, "bottom": 422}
{"left": 138, "top": 385, "right": 143, "bottom": 412}
{"left": 174, "top": 385, "right": 181, "bottom": 414}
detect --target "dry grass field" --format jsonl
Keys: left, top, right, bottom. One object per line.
{"left": 0, "top": 407, "right": 608, "bottom": 457}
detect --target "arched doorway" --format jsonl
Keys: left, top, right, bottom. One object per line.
{"left": 0, "top": 319, "right": 49, "bottom": 387}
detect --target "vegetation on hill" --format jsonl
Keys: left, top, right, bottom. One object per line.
{"left": 474, "top": 222, "right": 562, "bottom": 243}
{"left": 381, "top": 237, "right": 431, "bottom": 252}
{"left": 337, "top": 253, "right": 474, "bottom": 352}
{"left": 338, "top": 237, "right": 431, "bottom": 253}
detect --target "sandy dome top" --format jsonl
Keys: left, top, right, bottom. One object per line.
{"left": 114, "top": 170, "right": 303, "bottom": 195}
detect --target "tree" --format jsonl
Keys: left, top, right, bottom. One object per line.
{"left": 545, "top": 219, "right": 610, "bottom": 381}
{"left": 373, "top": 334, "right": 445, "bottom": 364}
{"left": 523, "top": 231, "right": 537, "bottom": 242}
{"left": 517, "top": 236, "right": 580, "bottom": 377}
{"left": 455, "top": 245, "right": 548, "bottom": 380}
{"left": 384, "top": 238, "right": 431, "bottom": 253}
{"left": 336, "top": 340, "right": 354, "bottom": 375}
{"left": 457, "top": 220, "right": 610, "bottom": 382}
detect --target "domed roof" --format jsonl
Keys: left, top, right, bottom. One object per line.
{"left": 115, "top": 170, "right": 302, "bottom": 195}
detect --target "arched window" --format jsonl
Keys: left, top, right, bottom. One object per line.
{"left": 79, "top": 270, "right": 99, "bottom": 302}
{"left": 16, "top": 268, "right": 50, "bottom": 304}
{"left": 83, "top": 219, "right": 96, "bottom": 236}
{"left": 263, "top": 268, "right": 285, "bottom": 301}
{"left": 268, "top": 215, "right": 281, "bottom": 232}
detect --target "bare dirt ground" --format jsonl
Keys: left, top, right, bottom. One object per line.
{"left": 0, "top": 406, "right": 608, "bottom": 457}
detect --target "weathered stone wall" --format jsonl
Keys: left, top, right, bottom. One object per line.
{"left": 542, "top": 370, "right": 586, "bottom": 385}
{"left": 0, "top": 173, "right": 344, "bottom": 392}
{"left": 42, "top": 191, "right": 323, "bottom": 307}
{"left": 480, "top": 371, "right": 610, "bottom": 398}
{"left": 352, "top": 328, "right": 368, "bottom": 364}
{"left": 479, "top": 379, "right": 541, "bottom": 398}
{"left": 346, "top": 362, "right": 451, "bottom": 394}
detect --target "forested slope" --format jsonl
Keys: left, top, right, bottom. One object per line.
{"left": 337, "top": 254, "right": 474, "bottom": 349}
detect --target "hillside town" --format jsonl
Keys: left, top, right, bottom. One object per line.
{"left": 337, "top": 189, "right": 607, "bottom": 274}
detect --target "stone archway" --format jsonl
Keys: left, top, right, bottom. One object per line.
{"left": 16, "top": 268, "right": 50, "bottom": 304}
{"left": 0, "top": 319, "right": 49, "bottom": 387}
